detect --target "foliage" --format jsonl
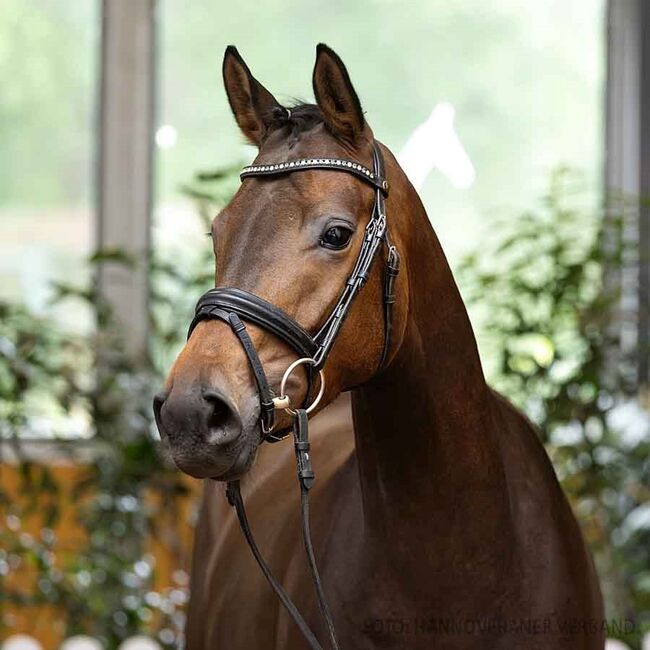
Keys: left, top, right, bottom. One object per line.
{"left": 150, "top": 163, "right": 240, "bottom": 374}
{"left": 0, "top": 164, "right": 237, "bottom": 647}
{"left": 458, "top": 170, "right": 650, "bottom": 648}
{"left": 0, "top": 294, "right": 189, "bottom": 647}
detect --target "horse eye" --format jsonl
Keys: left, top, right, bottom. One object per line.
{"left": 320, "top": 225, "right": 353, "bottom": 250}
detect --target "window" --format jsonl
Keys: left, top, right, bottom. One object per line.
{"left": 156, "top": 0, "right": 605, "bottom": 263}
{"left": 0, "top": 1, "right": 99, "bottom": 332}
{"left": 0, "top": 2, "right": 99, "bottom": 439}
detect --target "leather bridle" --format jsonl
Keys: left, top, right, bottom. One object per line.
{"left": 186, "top": 141, "right": 400, "bottom": 649}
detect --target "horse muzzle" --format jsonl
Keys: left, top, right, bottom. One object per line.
{"left": 153, "top": 387, "right": 257, "bottom": 479}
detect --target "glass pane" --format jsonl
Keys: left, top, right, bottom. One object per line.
{"left": 0, "top": 1, "right": 99, "bottom": 439}
{"left": 157, "top": 0, "right": 604, "bottom": 264}
{"left": 0, "top": 0, "right": 98, "bottom": 332}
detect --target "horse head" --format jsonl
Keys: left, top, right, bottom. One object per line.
{"left": 154, "top": 44, "right": 409, "bottom": 480}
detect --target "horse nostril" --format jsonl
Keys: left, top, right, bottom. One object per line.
{"left": 202, "top": 390, "right": 242, "bottom": 445}
{"left": 153, "top": 391, "right": 168, "bottom": 436}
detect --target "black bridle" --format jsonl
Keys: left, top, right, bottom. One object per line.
{"left": 187, "top": 141, "right": 400, "bottom": 649}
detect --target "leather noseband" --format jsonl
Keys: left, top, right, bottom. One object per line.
{"left": 188, "top": 141, "right": 400, "bottom": 440}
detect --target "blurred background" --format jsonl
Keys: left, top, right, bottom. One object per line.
{"left": 1, "top": 1, "right": 649, "bottom": 648}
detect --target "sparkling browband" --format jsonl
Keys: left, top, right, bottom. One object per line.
{"left": 241, "top": 157, "right": 389, "bottom": 194}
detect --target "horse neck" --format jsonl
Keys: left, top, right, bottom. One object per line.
{"left": 351, "top": 189, "right": 514, "bottom": 564}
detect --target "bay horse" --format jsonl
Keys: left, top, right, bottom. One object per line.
{"left": 154, "top": 44, "right": 604, "bottom": 649}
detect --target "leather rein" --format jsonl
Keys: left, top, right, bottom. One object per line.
{"left": 187, "top": 141, "right": 400, "bottom": 649}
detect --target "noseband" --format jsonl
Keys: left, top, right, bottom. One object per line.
{"left": 186, "top": 141, "right": 400, "bottom": 649}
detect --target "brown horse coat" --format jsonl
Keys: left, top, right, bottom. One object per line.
{"left": 155, "top": 44, "right": 604, "bottom": 649}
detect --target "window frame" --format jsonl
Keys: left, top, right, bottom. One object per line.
{"left": 96, "top": 0, "right": 156, "bottom": 359}
{"left": 605, "top": 0, "right": 650, "bottom": 387}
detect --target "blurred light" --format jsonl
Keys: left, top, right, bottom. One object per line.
{"left": 40, "top": 527, "right": 56, "bottom": 544}
{"left": 2, "top": 635, "right": 43, "bottom": 650}
{"left": 134, "top": 559, "right": 152, "bottom": 578}
{"left": 60, "top": 637, "right": 103, "bottom": 650}
{"left": 122, "top": 571, "right": 140, "bottom": 588}
{"left": 75, "top": 570, "right": 92, "bottom": 588}
{"left": 551, "top": 421, "right": 583, "bottom": 447}
{"left": 170, "top": 588, "right": 188, "bottom": 605}
{"left": 606, "top": 640, "right": 631, "bottom": 650}
{"left": 145, "top": 591, "right": 161, "bottom": 607}
{"left": 155, "top": 125, "right": 177, "bottom": 149}
{"left": 6, "top": 515, "right": 20, "bottom": 531}
{"left": 123, "top": 594, "right": 140, "bottom": 610}
{"left": 398, "top": 102, "right": 475, "bottom": 190}
{"left": 118, "top": 636, "right": 162, "bottom": 650}
{"left": 138, "top": 608, "right": 153, "bottom": 623}
{"left": 607, "top": 400, "right": 650, "bottom": 448}
{"left": 625, "top": 504, "right": 650, "bottom": 534}
{"left": 117, "top": 495, "right": 139, "bottom": 512}
{"left": 172, "top": 569, "right": 189, "bottom": 586}
{"left": 19, "top": 532, "right": 34, "bottom": 548}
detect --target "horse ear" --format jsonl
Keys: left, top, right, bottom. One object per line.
{"left": 312, "top": 44, "right": 366, "bottom": 145}
{"left": 222, "top": 46, "right": 284, "bottom": 146}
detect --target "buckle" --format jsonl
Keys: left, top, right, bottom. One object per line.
{"left": 387, "top": 245, "right": 400, "bottom": 272}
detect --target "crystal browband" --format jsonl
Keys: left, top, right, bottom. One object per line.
{"left": 240, "top": 157, "right": 389, "bottom": 194}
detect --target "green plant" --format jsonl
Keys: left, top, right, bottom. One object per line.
{"left": 458, "top": 169, "right": 650, "bottom": 647}
{"left": 0, "top": 295, "right": 189, "bottom": 647}
{"left": 0, "top": 163, "right": 240, "bottom": 647}
{"left": 150, "top": 163, "right": 240, "bottom": 373}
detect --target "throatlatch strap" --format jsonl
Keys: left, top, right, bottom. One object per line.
{"left": 379, "top": 239, "right": 400, "bottom": 370}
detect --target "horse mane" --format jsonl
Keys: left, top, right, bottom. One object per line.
{"left": 267, "top": 102, "right": 325, "bottom": 141}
